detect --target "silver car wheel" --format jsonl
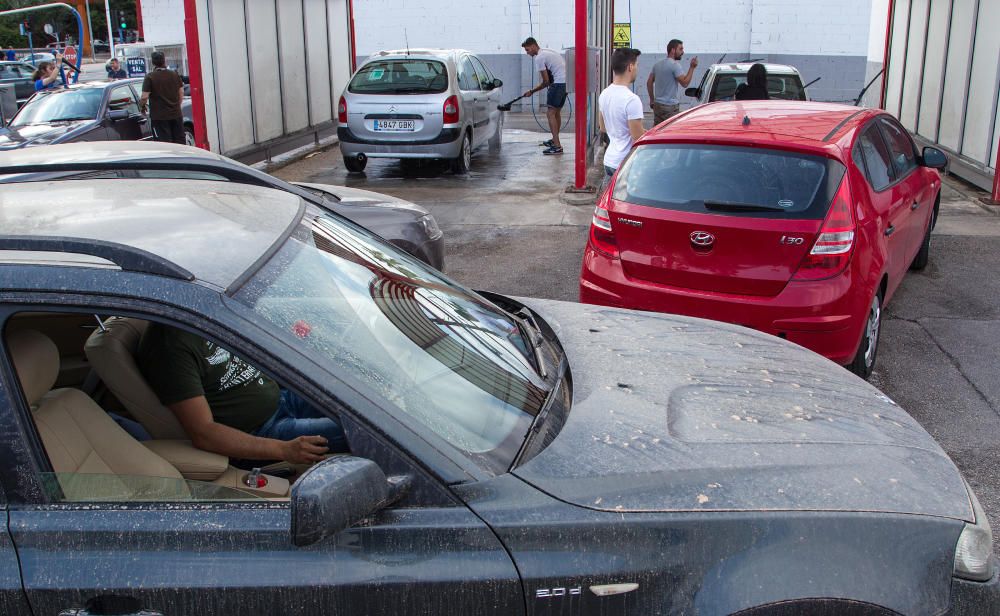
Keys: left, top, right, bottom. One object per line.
{"left": 863, "top": 295, "right": 881, "bottom": 369}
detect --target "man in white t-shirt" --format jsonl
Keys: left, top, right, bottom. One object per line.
{"left": 599, "top": 48, "right": 644, "bottom": 184}
{"left": 521, "top": 37, "right": 568, "bottom": 155}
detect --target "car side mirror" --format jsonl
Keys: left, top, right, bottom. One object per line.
{"left": 290, "top": 456, "right": 390, "bottom": 547}
{"left": 492, "top": 78, "right": 503, "bottom": 89}
{"left": 107, "top": 109, "right": 129, "bottom": 121}
{"left": 921, "top": 146, "right": 948, "bottom": 170}
{"left": 685, "top": 87, "right": 700, "bottom": 98}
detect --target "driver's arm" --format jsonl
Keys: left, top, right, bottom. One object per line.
{"left": 168, "top": 395, "right": 329, "bottom": 464}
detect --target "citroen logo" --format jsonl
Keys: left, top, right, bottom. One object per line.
{"left": 690, "top": 231, "right": 715, "bottom": 248}
{"left": 388, "top": 105, "right": 397, "bottom": 113}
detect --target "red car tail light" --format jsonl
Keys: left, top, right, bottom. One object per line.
{"left": 443, "top": 95, "right": 460, "bottom": 124}
{"left": 589, "top": 193, "right": 618, "bottom": 258}
{"left": 338, "top": 96, "right": 348, "bottom": 124}
{"left": 793, "top": 177, "right": 855, "bottom": 280}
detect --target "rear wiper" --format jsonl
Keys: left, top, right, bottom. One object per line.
{"left": 703, "top": 200, "right": 788, "bottom": 213}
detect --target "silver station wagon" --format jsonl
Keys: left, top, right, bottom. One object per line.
{"left": 337, "top": 49, "right": 504, "bottom": 174}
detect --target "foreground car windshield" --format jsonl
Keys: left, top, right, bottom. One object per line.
{"left": 11, "top": 89, "right": 103, "bottom": 126}
{"left": 232, "top": 210, "right": 546, "bottom": 470}
{"left": 348, "top": 59, "right": 448, "bottom": 94}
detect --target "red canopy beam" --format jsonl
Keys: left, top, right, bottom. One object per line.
{"left": 574, "top": 0, "right": 587, "bottom": 189}
{"left": 182, "top": 0, "right": 209, "bottom": 149}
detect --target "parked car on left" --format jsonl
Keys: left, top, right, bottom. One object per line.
{"left": 0, "top": 141, "right": 445, "bottom": 270}
{"left": 0, "top": 61, "right": 38, "bottom": 106}
{"left": 0, "top": 79, "right": 151, "bottom": 149}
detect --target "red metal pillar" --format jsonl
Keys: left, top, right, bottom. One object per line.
{"left": 182, "top": 0, "right": 209, "bottom": 150}
{"left": 879, "top": 0, "right": 895, "bottom": 109}
{"left": 574, "top": 0, "right": 587, "bottom": 189}
{"left": 135, "top": 0, "right": 144, "bottom": 40}
{"left": 348, "top": 0, "right": 357, "bottom": 72}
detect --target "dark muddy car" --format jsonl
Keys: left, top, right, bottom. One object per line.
{"left": 0, "top": 150, "right": 995, "bottom": 615}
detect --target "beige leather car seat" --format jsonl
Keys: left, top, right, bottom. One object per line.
{"left": 8, "top": 329, "right": 184, "bottom": 493}
{"left": 84, "top": 318, "right": 291, "bottom": 497}
{"left": 84, "top": 317, "right": 187, "bottom": 440}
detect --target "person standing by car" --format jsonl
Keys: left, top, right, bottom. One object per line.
{"left": 646, "top": 39, "right": 698, "bottom": 125}
{"left": 735, "top": 63, "right": 770, "bottom": 101}
{"left": 5, "top": 47, "right": 16, "bottom": 62}
{"left": 31, "top": 55, "right": 67, "bottom": 91}
{"left": 139, "top": 51, "right": 185, "bottom": 144}
{"left": 520, "top": 37, "right": 567, "bottom": 155}
{"left": 599, "top": 48, "right": 644, "bottom": 186}
{"left": 107, "top": 58, "right": 128, "bottom": 80}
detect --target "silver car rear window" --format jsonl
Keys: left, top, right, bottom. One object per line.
{"left": 348, "top": 59, "right": 448, "bottom": 94}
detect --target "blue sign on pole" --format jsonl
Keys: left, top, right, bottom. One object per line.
{"left": 126, "top": 57, "right": 147, "bottom": 77}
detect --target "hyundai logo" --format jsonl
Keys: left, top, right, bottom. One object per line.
{"left": 690, "top": 231, "right": 716, "bottom": 247}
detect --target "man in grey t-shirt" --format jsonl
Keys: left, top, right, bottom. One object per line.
{"left": 646, "top": 39, "right": 699, "bottom": 125}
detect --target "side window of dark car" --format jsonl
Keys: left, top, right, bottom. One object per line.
{"left": 857, "top": 126, "right": 895, "bottom": 191}
{"left": 458, "top": 57, "right": 481, "bottom": 91}
{"left": 878, "top": 118, "right": 918, "bottom": 179}
{"left": 108, "top": 85, "right": 139, "bottom": 115}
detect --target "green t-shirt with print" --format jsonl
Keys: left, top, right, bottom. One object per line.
{"left": 137, "top": 324, "right": 279, "bottom": 433}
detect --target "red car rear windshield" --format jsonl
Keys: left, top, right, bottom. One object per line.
{"left": 612, "top": 144, "right": 846, "bottom": 220}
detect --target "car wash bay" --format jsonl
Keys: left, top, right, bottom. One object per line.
{"left": 179, "top": 0, "right": 1000, "bottom": 551}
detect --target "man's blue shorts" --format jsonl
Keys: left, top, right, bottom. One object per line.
{"left": 546, "top": 83, "right": 567, "bottom": 109}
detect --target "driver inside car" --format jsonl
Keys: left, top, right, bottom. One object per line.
{"left": 137, "top": 323, "right": 348, "bottom": 464}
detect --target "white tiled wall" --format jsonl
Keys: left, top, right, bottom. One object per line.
{"left": 353, "top": 0, "right": 872, "bottom": 58}
{"left": 139, "top": 0, "right": 186, "bottom": 45}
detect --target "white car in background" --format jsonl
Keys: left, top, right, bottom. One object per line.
{"left": 685, "top": 62, "right": 809, "bottom": 106}
{"left": 337, "top": 48, "right": 504, "bottom": 174}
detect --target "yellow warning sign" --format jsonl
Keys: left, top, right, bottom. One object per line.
{"left": 612, "top": 23, "right": 631, "bottom": 49}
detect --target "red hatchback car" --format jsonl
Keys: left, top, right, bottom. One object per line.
{"left": 580, "top": 101, "right": 948, "bottom": 378}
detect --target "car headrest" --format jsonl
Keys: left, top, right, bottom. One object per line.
{"left": 8, "top": 329, "right": 59, "bottom": 406}
{"left": 84, "top": 317, "right": 187, "bottom": 440}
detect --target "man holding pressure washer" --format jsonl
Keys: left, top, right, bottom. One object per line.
{"left": 521, "top": 37, "right": 567, "bottom": 155}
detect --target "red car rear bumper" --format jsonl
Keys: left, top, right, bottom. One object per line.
{"left": 579, "top": 247, "right": 867, "bottom": 366}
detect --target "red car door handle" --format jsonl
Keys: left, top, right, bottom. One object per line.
{"left": 885, "top": 225, "right": 896, "bottom": 237}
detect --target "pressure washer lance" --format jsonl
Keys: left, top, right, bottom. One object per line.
{"left": 497, "top": 94, "right": 527, "bottom": 112}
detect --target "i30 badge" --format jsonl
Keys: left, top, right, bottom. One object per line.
{"left": 690, "top": 231, "right": 716, "bottom": 248}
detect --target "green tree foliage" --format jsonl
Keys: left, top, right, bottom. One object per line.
{"left": 0, "top": 0, "right": 137, "bottom": 49}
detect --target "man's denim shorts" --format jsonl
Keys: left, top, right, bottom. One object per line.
{"left": 546, "top": 83, "right": 567, "bottom": 109}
